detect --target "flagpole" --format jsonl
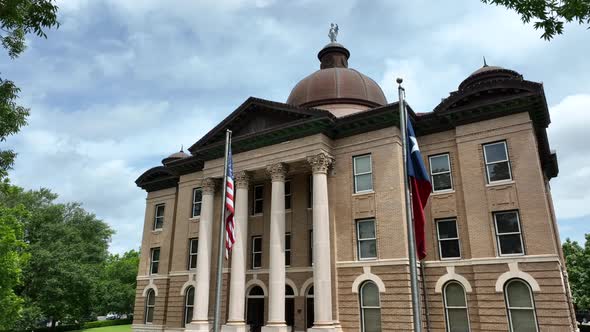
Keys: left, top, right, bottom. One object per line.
{"left": 213, "top": 129, "right": 232, "bottom": 332}
{"left": 397, "top": 77, "right": 423, "bottom": 332}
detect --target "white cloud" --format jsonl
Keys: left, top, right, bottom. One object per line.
{"left": 5, "top": 0, "right": 590, "bottom": 253}
{"left": 548, "top": 94, "right": 590, "bottom": 220}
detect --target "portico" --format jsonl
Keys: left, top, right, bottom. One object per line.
{"left": 209, "top": 152, "right": 336, "bottom": 332}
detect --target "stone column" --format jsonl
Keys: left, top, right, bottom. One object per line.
{"left": 262, "top": 163, "right": 289, "bottom": 332}
{"left": 222, "top": 171, "right": 250, "bottom": 332}
{"left": 188, "top": 178, "right": 216, "bottom": 331}
{"left": 307, "top": 153, "right": 335, "bottom": 332}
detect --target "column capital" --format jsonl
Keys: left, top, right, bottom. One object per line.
{"left": 202, "top": 178, "right": 217, "bottom": 195}
{"left": 234, "top": 171, "right": 250, "bottom": 189}
{"left": 307, "top": 153, "right": 334, "bottom": 174}
{"left": 266, "top": 163, "right": 289, "bottom": 182}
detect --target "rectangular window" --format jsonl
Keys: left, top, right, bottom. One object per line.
{"left": 429, "top": 154, "right": 453, "bottom": 192}
{"left": 150, "top": 247, "right": 160, "bottom": 274}
{"left": 309, "top": 230, "right": 313, "bottom": 266}
{"left": 436, "top": 219, "right": 461, "bottom": 259}
{"left": 357, "top": 219, "right": 377, "bottom": 260}
{"left": 483, "top": 141, "right": 512, "bottom": 183}
{"left": 252, "top": 185, "right": 264, "bottom": 215}
{"left": 192, "top": 188, "right": 202, "bottom": 218}
{"left": 154, "top": 204, "right": 165, "bottom": 230}
{"left": 188, "top": 238, "right": 198, "bottom": 270}
{"left": 251, "top": 236, "right": 262, "bottom": 269}
{"left": 308, "top": 175, "right": 313, "bottom": 208}
{"left": 494, "top": 211, "right": 524, "bottom": 256}
{"left": 353, "top": 154, "right": 373, "bottom": 193}
{"left": 285, "top": 181, "right": 292, "bottom": 210}
{"left": 285, "top": 233, "right": 291, "bottom": 266}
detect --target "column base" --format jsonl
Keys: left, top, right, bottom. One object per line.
{"left": 185, "top": 321, "right": 210, "bottom": 331}
{"left": 221, "top": 323, "right": 249, "bottom": 332}
{"left": 261, "top": 324, "right": 290, "bottom": 332}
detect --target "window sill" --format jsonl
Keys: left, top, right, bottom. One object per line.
{"left": 250, "top": 213, "right": 263, "bottom": 218}
{"left": 498, "top": 253, "right": 525, "bottom": 257}
{"left": 151, "top": 229, "right": 163, "bottom": 234}
{"left": 286, "top": 209, "right": 292, "bottom": 214}
{"left": 353, "top": 190, "right": 375, "bottom": 197}
{"left": 358, "top": 257, "right": 378, "bottom": 261}
{"left": 440, "top": 256, "right": 462, "bottom": 261}
{"left": 486, "top": 180, "right": 515, "bottom": 187}
{"left": 431, "top": 189, "right": 455, "bottom": 196}
{"left": 189, "top": 216, "right": 200, "bottom": 222}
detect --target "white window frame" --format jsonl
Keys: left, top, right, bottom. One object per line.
{"left": 188, "top": 238, "right": 198, "bottom": 270}
{"left": 145, "top": 289, "right": 155, "bottom": 324}
{"left": 252, "top": 185, "right": 264, "bottom": 215}
{"left": 443, "top": 281, "right": 471, "bottom": 332}
{"left": 183, "top": 286, "right": 195, "bottom": 327}
{"left": 436, "top": 219, "right": 461, "bottom": 260}
{"left": 483, "top": 141, "right": 513, "bottom": 184}
{"left": 359, "top": 281, "right": 381, "bottom": 332}
{"left": 494, "top": 211, "right": 525, "bottom": 257}
{"left": 285, "top": 233, "right": 291, "bottom": 267}
{"left": 192, "top": 188, "right": 202, "bottom": 218}
{"left": 504, "top": 279, "right": 539, "bottom": 332}
{"left": 285, "top": 180, "right": 292, "bottom": 211}
{"left": 154, "top": 204, "right": 165, "bottom": 230}
{"left": 357, "top": 219, "right": 377, "bottom": 260}
{"left": 251, "top": 236, "right": 262, "bottom": 269}
{"left": 150, "top": 247, "right": 160, "bottom": 275}
{"left": 353, "top": 154, "right": 373, "bottom": 193}
{"left": 429, "top": 153, "right": 453, "bottom": 192}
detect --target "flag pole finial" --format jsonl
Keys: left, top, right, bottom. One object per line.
{"left": 396, "top": 77, "right": 403, "bottom": 85}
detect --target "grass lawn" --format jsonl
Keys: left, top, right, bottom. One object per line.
{"left": 81, "top": 325, "right": 132, "bottom": 332}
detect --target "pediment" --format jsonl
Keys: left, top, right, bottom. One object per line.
{"left": 188, "top": 97, "right": 334, "bottom": 154}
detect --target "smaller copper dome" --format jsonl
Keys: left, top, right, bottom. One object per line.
{"left": 459, "top": 64, "right": 522, "bottom": 91}
{"left": 286, "top": 43, "right": 387, "bottom": 108}
{"left": 162, "top": 148, "right": 189, "bottom": 165}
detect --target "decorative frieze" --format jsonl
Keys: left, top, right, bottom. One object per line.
{"left": 266, "top": 163, "right": 289, "bottom": 182}
{"left": 307, "top": 152, "right": 334, "bottom": 174}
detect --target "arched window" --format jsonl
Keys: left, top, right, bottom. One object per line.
{"left": 443, "top": 282, "right": 470, "bottom": 332}
{"left": 145, "top": 289, "right": 156, "bottom": 324}
{"left": 359, "top": 281, "right": 381, "bottom": 332}
{"left": 183, "top": 286, "right": 195, "bottom": 327}
{"left": 249, "top": 286, "right": 264, "bottom": 297}
{"left": 504, "top": 279, "right": 539, "bottom": 332}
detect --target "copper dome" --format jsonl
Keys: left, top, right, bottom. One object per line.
{"left": 286, "top": 43, "right": 387, "bottom": 108}
{"left": 458, "top": 64, "right": 522, "bottom": 91}
{"left": 162, "top": 148, "right": 189, "bottom": 165}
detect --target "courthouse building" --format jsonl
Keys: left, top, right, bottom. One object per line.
{"left": 132, "top": 39, "right": 576, "bottom": 332}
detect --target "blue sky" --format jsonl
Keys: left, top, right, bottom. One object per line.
{"left": 2, "top": 0, "right": 589, "bottom": 253}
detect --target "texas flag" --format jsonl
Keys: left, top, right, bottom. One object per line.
{"left": 406, "top": 119, "right": 432, "bottom": 260}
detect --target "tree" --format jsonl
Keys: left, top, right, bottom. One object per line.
{"left": 95, "top": 250, "right": 140, "bottom": 315}
{"left": 563, "top": 234, "right": 590, "bottom": 310}
{"left": 482, "top": 0, "right": 590, "bottom": 40}
{"left": 0, "top": 184, "right": 113, "bottom": 326}
{"left": 0, "top": 180, "right": 30, "bottom": 329}
{"left": 0, "top": 0, "right": 59, "bottom": 178}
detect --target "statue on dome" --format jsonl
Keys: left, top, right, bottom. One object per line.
{"left": 328, "top": 23, "right": 339, "bottom": 43}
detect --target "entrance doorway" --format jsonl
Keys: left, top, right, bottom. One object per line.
{"left": 305, "top": 286, "right": 314, "bottom": 330}
{"left": 285, "top": 285, "right": 295, "bottom": 330}
{"left": 247, "top": 286, "right": 265, "bottom": 332}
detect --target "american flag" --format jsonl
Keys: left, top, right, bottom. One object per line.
{"left": 224, "top": 145, "right": 236, "bottom": 259}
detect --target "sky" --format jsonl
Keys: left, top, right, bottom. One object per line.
{"left": 2, "top": 0, "right": 589, "bottom": 254}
